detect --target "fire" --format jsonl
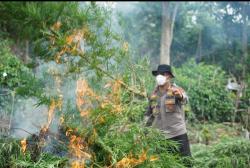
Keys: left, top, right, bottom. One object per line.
{"left": 115, "top": 149, "right": 158, "bottom": 168}
{"left": 69, "top": 135, "right": 83, "bottom": 158}
{"left": 115, "top": 149, "right": 148, "bottom": 168}
{"left": 66, "top": 30, "right": 83, "bottom": 45}
{"left": 76, "top": 79, "right": 98, "bottom": 117}
{"left": 52, "top": 26, "right": 88, "bottom": 63}
{"left": 112, "top": 79, "right": 122, "bottom": 104}
{"left": 71, "top": 161, "right": 85, "bottom": 168}
{"left": 102, "top": 79, "right": 123, "bottom": 113}
{"left": 20, "top": 138, "right": 27, "bottom": 154}
{"left": 66, "top": 129, "right": 92, "bottom": 168}
{"left": 55, "top": 74, "right": 63, "bottom": 110}
{"left": 76, "top": 78, "right": 123, "bottom": 115}
{"left": 47, "top": 99, "right": 56, "bottom": 128}
{"left": 38, "top": 98, "right": 62, "bottom": 141}
{"left": 36, "top": 68, "right": 63, "bottom": 148}
{"left": 43, "top": 97, "right": 63, "bottom": 130}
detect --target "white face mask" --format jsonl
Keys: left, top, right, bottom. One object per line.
{"left": 156, "top": 74, "right": 167, "bottom": 86}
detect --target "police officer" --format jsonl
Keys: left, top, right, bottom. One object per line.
{"left": 144, "top": 64, "right": 192, "bottom": 158}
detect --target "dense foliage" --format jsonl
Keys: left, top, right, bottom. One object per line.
{"left": 174, "top": 59, "right": 235, "bottom": 122}
{"left": 0, "top": 1, "right": 249, "bottom": 168}
{"left": 118, "top": 2, "right": 250, "bottom": 79}
{"left": 192, "top": 138, "right": 250, "bottom": 168}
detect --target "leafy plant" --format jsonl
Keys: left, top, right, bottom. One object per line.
{"left": 0, "top": 39, "right": 45, "bottom": 100}
{"left": 0, "top": 138, "right": 67, "bottom": 168}
{"left": 192, "top": 137, "right": 250, "bottom": 168}
{"left": 174, "top": 59, "right": 235, "bottom": 122}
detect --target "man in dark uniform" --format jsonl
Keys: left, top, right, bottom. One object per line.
{"left": 144, "top": 64, "right": 192, "bottom": 159}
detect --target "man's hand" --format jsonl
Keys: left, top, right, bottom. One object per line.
{"left": 171, "top": 87, "right": 183, "bottom": 99}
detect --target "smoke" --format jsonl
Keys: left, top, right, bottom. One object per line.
{"left": 9, "top": 3, "right": 128, "bottom": 139}
{"left": 114, "top": 2, "right": 138, "bottom": 13}
{"left": 11, "top": 98, "right": 48, "bottom": 138}
{"left": 112, "top": 2, "right": 139, "bottom": 35}
{"left": 10, "top": 60, "right": 78, "bottom": 139}
{"left": 8, "top": 3, "right": 150, "bottom": 140}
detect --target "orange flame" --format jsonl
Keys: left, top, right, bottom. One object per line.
{"left": 71, "top": 160, "right": 85, "bottom": 168}
{"left": 20, "top": 138, "right": 27, "bottom": 154}
{"left": 112, "top": 79, "right": 122, "bottom": 104}
{"left": 66, "top": 129, "right": 92, "bottom": 168}
{"left": 47, "top": 99, "right": 56, "bottom": 128}
{"left": 54, "top": 26, "right": 89, "bottom": 63}
{"left": 41, "top": 98, "right": 62, "bottom": 135}
{"left": 115, "top": 149, "right": 148, "bottom": 168}
{"left": 66, "top": 30, "right": 83, "bottom": 45}
{"left": 76, "top": 79, "right": 98, "bottom": 117}
{"left": 102, "top": 79, "right": 123, "bottom": 114}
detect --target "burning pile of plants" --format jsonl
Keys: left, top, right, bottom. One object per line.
{"left": 1, "top": 75, "right": 191, "bottom": 168}
{"left": 1, "top": 2, "right": 250, "bottom": 168}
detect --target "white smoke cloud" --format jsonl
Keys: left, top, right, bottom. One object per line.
{"left": 11, "top": 98, "right": 48, "bottom": 138}
{"left": 10, "top": 60, "right": 78, "bottom": 139}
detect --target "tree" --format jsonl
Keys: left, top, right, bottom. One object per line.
{"left": 118, "top": 1, "right": 249, "bottom": 77}
{"left": 240, "top": 2, "right": 249, "bottom": 79}
{"left": 116, "top": 2, "right": 162, "bottom": 65}
{"left": 215, "top": 2, "right": 250, "bottom": 80}
{"left": 160, "top": 2, "right": 179, "bottom": 65}
{"left": 0, "top": 2, "right": 85, "bottom": 65}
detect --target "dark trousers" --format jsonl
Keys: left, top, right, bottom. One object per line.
{"left": 168, "top": 133, "right": 193, "bottom": 167}
{"left": 169, "top": 133, "right": 192, "bottom": 157}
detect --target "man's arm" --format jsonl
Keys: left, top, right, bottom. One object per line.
{"left": 143, "top": 98, "right": 155, "bottom": 126}
{"left": 143, "top": 88, "right": 158, "bottom": 126}
{"left": 172, "top": 86, "right": 188, "bottom": 105}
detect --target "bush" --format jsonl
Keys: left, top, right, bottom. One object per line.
{"left": 0, "top": 39, "right": 47, "bottom": 102}
{"left": 192, "top": 137, "right": 250, "bottom": 168}
{"left": 174, "top": 59, "right": 235, "bottom": 122}
{"left": 187, "top": 122, "right": 242, "bottom": 145}
{"left": 0, "top": 39, "right": 27, "bottom": 89}
{"left": 56, "top": 76, "right": 190, "bottom": 168}
{"left": 0, "top": 138, "right": 68, "bottom": 168}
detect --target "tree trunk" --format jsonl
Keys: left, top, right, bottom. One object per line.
{"left": 160, "top": 2, "right": 179, "bottom": 65}
{"left": 195, "top": 29, "right": 202, "bottom": 63}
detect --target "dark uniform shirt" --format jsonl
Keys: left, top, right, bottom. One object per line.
{"left": 145, "top": 83, "right": 188, "bottom": 139}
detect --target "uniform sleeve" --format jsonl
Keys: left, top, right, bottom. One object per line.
{"left": 143, "top": 87, "right": 158, "bottom": 126}
{"left": 143, "top": 101, "right": 154, "bottom": 126}
{"left": 144, "top": 101, "right": 153, "bottom": 117}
